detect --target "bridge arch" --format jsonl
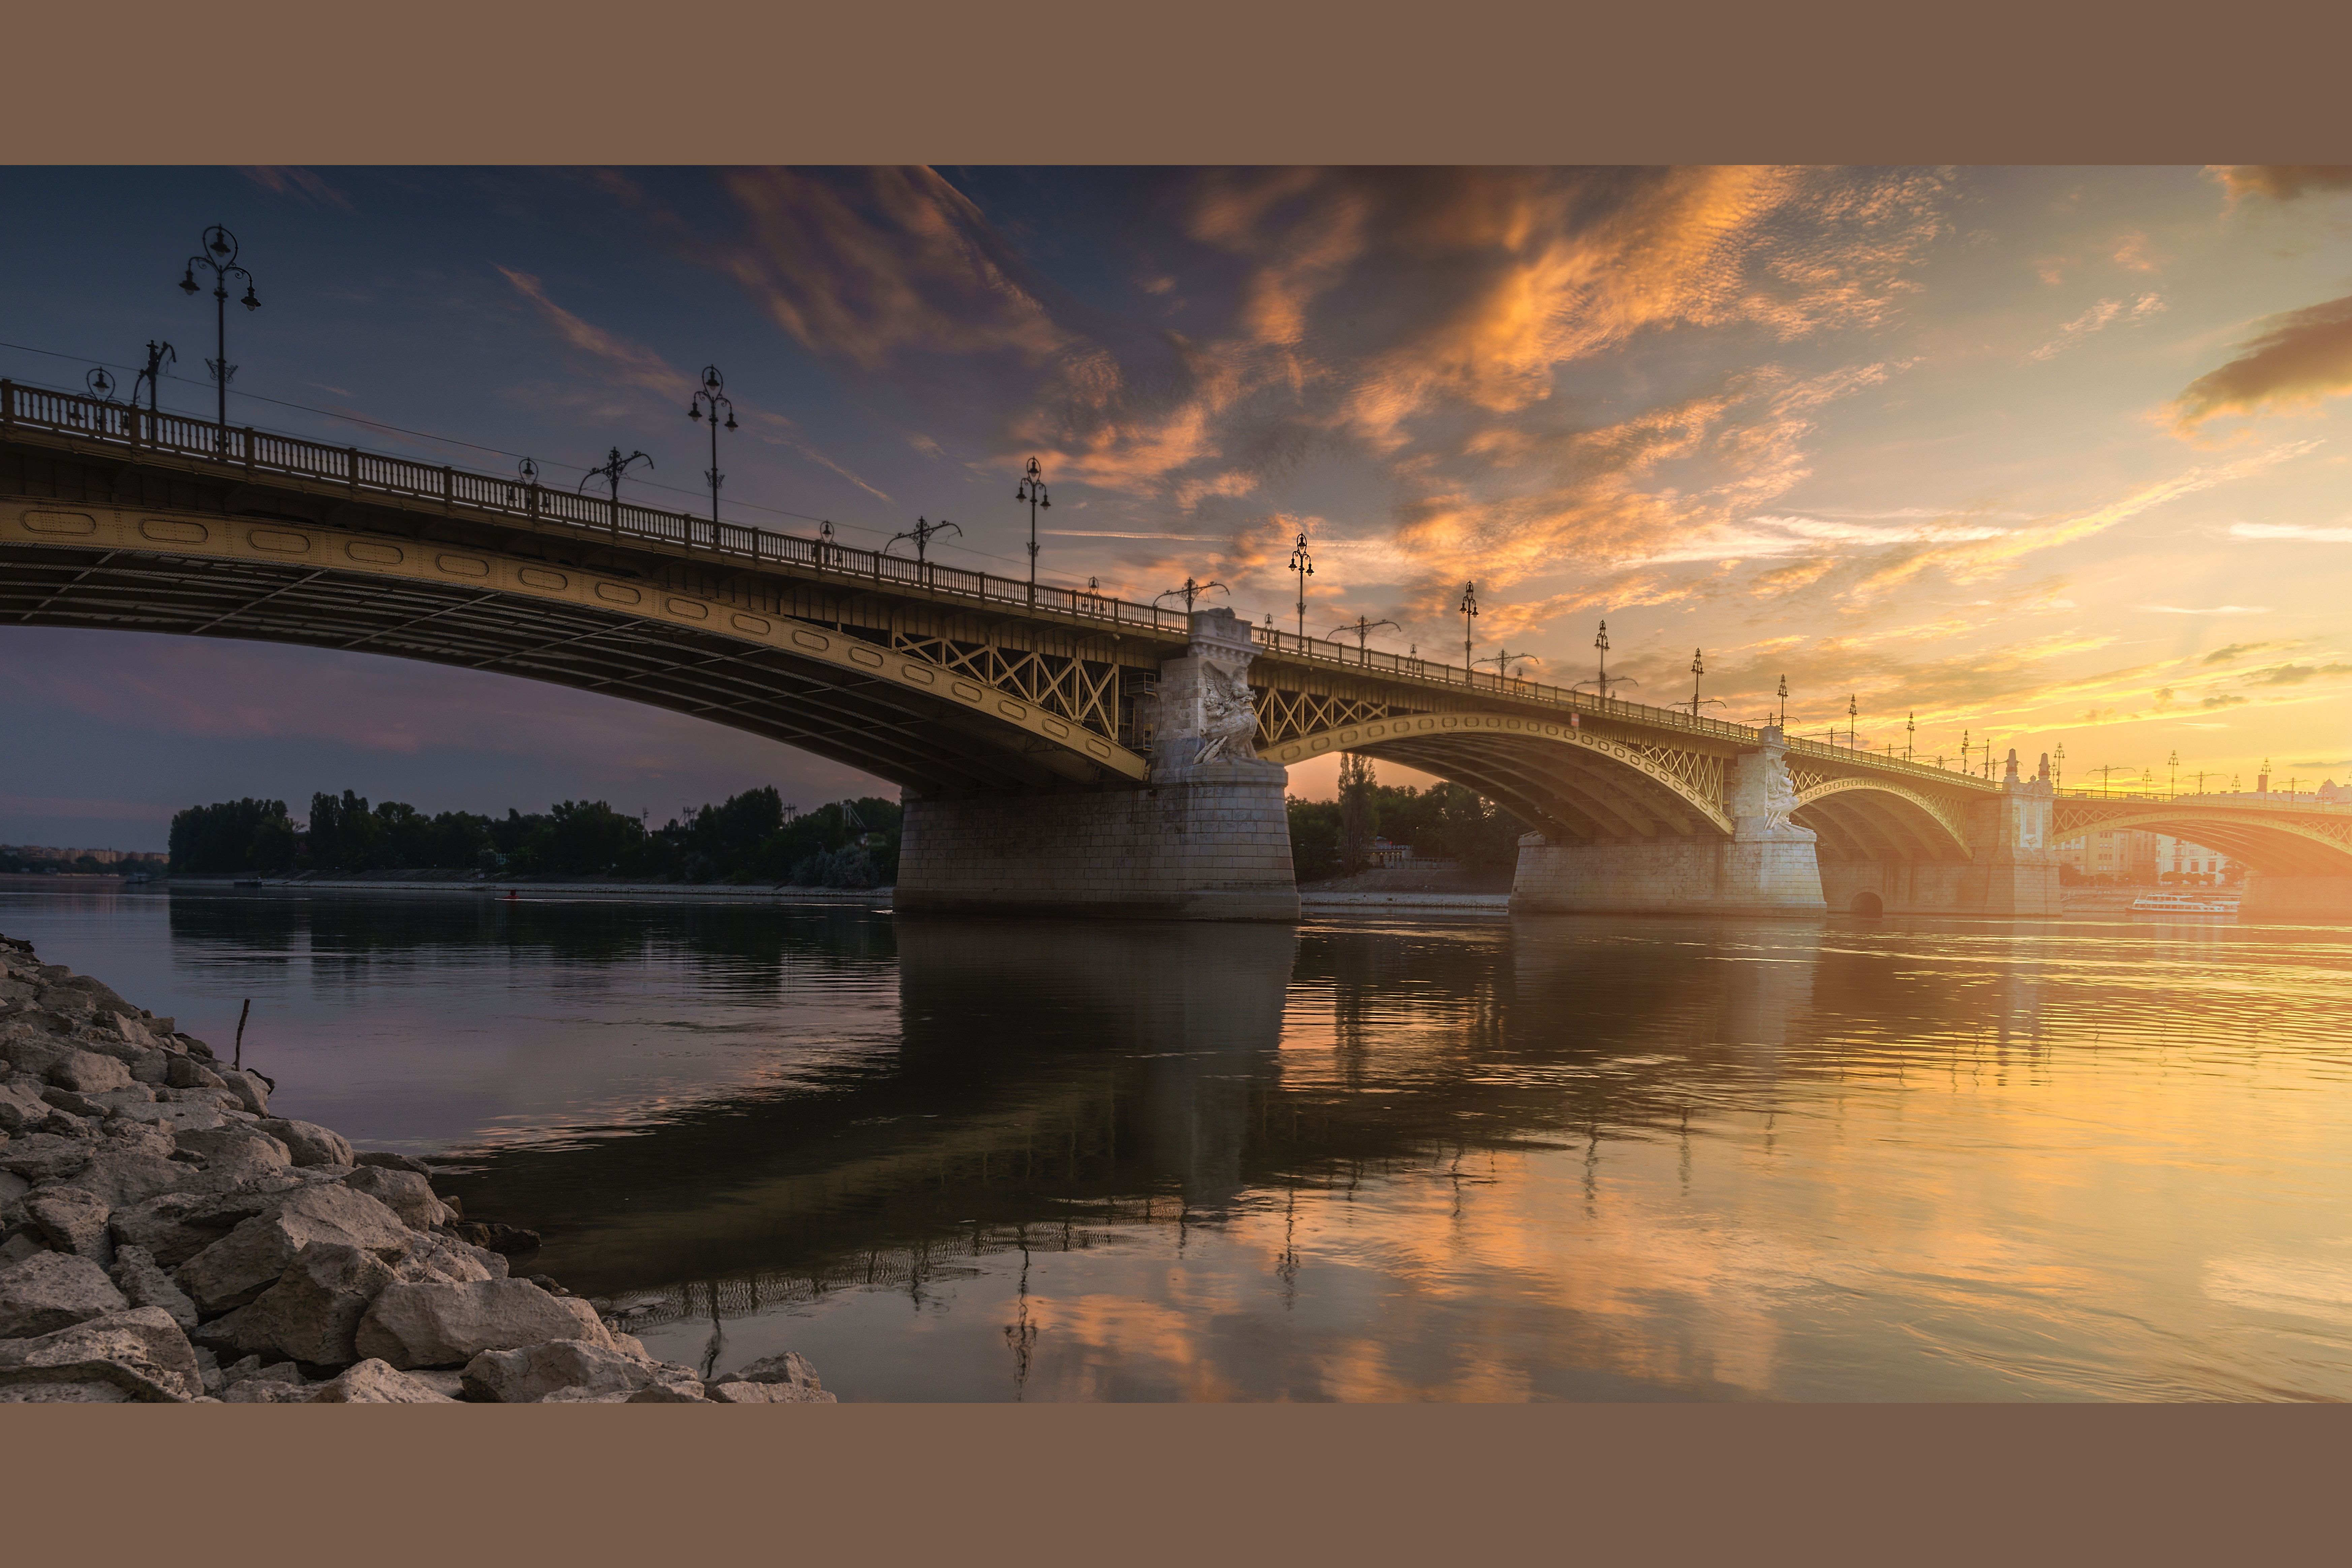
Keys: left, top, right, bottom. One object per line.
{"left": 1259, "top": 713, "right": 1736, "bottom": 841}
{"left": 1792, "top": 777, "right": 1972, "bottom": 863}
{"left": 2, "top": 504, "right": 1150, "bottom": 795}
{"left": 2049, "top": 806, "right": 2352, "bottom": 877}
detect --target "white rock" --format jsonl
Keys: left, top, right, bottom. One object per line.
{"left": 307, "top": 1358, "right": 458, "bottom": 1403}
{"left": 341, "top": 1166, "right": 445, "bottom": 1228}
{"left": 353, "top": 1279, "right": 614, "bottom": 1370}
{"left": 460, "top": 1337, "right": 701, "bottom": 1404}
{"left": 200, "top": 1241, "right": 398, "bottom": 1365}
{"left": 109, "top": 1244, "right": 200, "bottom": 1329}
{"left": 24, "top": 1187, "right": 111, "bottom": 1265}
{"left": 256, "top": 1118, "right": 355, "bottom": 1169}
{"left": 174, "top": 1184, "right": 412, "bottom": 1316}
{"left": 0, "top": 1251, "right": 128, "bottom": 1337}
{"left": 0, "top": 1305, "right": 202, "bottom": 1402}
{"left": 48, "top": 1052, "right": 132, "bottom": 1094}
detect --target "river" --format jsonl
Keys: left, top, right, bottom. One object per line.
{"left": 6, "top": 885, "right": 2349, "bottom": 1402}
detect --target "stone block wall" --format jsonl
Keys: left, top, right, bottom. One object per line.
{"left": 896, "top": 769, "right": 1300, "bottom": 921}
{"left": 1510, "top": 834, "right": 1828, "bottom": 917}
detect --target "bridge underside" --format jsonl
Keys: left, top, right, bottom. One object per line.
{"left": 0, "top": 542, "right": 1104, "bottom": 796}
{"left": 1348, "top": 734, "right": 1724, "bottom": 843}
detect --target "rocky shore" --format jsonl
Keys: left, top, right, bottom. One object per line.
{"left": 0, "top": 931, "right": 832, "bottom": 1404}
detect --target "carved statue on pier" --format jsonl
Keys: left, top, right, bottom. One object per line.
{"left": 1194, "top": 662, "right": 1260, "bottom": 764}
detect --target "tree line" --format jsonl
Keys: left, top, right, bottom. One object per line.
{"left": 167, "top": 787, "right": 902, "bottom": 887}
{"left": 1286, "top": 762, "right": 1528, "bottom": 882}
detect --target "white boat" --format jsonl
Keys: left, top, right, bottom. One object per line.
{"left": 2130, "top": 892, "right": 2235, "bottom": 915}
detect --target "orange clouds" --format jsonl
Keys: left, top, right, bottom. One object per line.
{"left": 2209, "top": 165, "right": 2352, "bottom": 201}
{"left": 2170, "top": 293, "right": 2352, "bottom": 431}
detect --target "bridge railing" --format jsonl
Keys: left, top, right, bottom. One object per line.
{"left": 0, "top": 378, "right": 1197, "bottom": 638}
{"left": 2054, "top": 788, "right": 2350, "bottom": 811}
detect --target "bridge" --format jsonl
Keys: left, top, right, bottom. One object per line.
{"left": 5, "top": 378, "right": 2348, "bottom": 922}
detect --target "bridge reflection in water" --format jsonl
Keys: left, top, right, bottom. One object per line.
{"left": 427, "top": 907, "right": 2135, "bottom": 1398}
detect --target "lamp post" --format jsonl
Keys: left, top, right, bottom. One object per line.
{"left": 1016, "top": 458, "right": 1050, "bottom": 606}
{"left": 1288, "top": 531, "right": 1314, "bottom": 641}
{"left": 1329, "top": 616, "right": 1399, "bottom": 665}
{"left": 1847, "top": 694, "right": 1857, "bottom": 749}
{"left": 130, "top": 340, "right": 176, "bottom": 417}
{"left": 2168, "top": 749, "right": 2179, "bottom": 797}
{"left": 1478, "top": 649, "right": 1541, "bottom": 687}
{"left": 581, "top": 446, "right": 654, "bottom": 539}
{"left": 686, "top": 365, "right": 736, "bottom": 529}
{"left": 1906, "top": 711, "right": 1915, "bottom": 763}
{"left": 177, "top": 225, "right": 260, "bottom": 449}
{"left": 1576, "top": 619, "right": 1638, "bottom": 704}
{"left": 1684, "top": 649, "right": 1724, "bottom": 719}
{"left": 1776, "top": 675, "right": 1787, "bottom": 731}
{"left": 1155, "top": 577, "right": 1227, "bottom": 613}
{"left": 2053, "top": 741, "right": 2065, "bottom": 791}
{"left": 1459, "top": 583, "right": 1479, "bottom": 671}
{"left": 886, "top": 515, "right": 962, "bottom": 567}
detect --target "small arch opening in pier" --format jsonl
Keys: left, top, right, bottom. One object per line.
{"left": 1850, "top": 891, "right": 1885, "bottom": 917}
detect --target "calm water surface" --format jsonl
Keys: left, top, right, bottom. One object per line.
{"left": 6, "top": 886, "right": 2350, "bottom": 1402}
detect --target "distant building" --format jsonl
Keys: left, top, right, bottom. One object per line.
{"left": 2152, "top": 835, "right": 2238, "bottom": 885}
{"left": 2322, "top": 779, "right": 2346, "bottom": 804}
{"left": 2057, "top": 826, "right": 2159, "bottom": 882}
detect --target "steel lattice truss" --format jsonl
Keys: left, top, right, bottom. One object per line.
{"left": 890, "top": 629, "right": 1131, "bottom": 740}
{"left": 1251, "top": 686, "right": 1399, "bottom": 748}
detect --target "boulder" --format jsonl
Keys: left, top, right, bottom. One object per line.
{"left": 390, "top": 1230, "right": 496, "bottom": 1285}
{"left": 218, "top": 1069, "right": 271, "bottom": 1116}
{"left": 173, "top": 1123, "right": 292, "bottom": 1178}
{"left": 0, "top": 1306, "right": 202, "bottom": 1402}
{"left": 342, "top": 1166, "right": 445, "bottom": 1229}
{"left": 0, "top": 1133, "right": 92, "bottom": 1185}
{"left": 256, "top": 1118, "right": 354, "bottom": 1169}
{"left": 0, "top": 1234, "right": 44, "bottom": 1266}
{"left": 128, "top": 1050, "right": 175, "bottom": 1087}
{"left": 307, "top": 1358, "right": 458, "bottom": 1403}
{"left": 48, "top": 1147, "right": 188, "bottom": 1210}
{"left": 449, "top": 1221, "right": 540, "bottom": 1257}
{"left": 174, "top": 1184, "right": 412, "bottom": 1316}
{"left": 0, "top": 1081, "right": 47, "bottom": 1134}
{"left": 2, "top": 1040, "right": 77, "bottom": 1084}
{"left": 714, "top": 1350, "right": 830, "bottom": 1398}
{"left": 24, "top": 1187, "right": 111, "bottom": 1264}
{"left": 48, "top": 1051, "right": 132, "bottom": 1094}
{"left": 353, "top": 1279, "right": 614, "bottom": 1370}
{"left": 108, "top": 1101, "right": 226, "bottom": 1135}
{"left": 0, "top": 1251, "right": 128, "bottom": 1337}
{"left": 39, "top": 1086, "right": 116, "bottom": 1120}
{"left": 354, "top": 1151, "right": 432, "bottom": 1175}
{"left": 109, "top": 1244, "right": 199, "bottom": 1330}
{"left": 626, "top": 1380, "right": 713, "bottom": 1403}
{"left": 704, "top": 1378, "right": 836, "bottom": 1403}
{"left": 0, "top": 1377, "right": 135, "bottom": 1402}
{"left": 221, "top": 1377, "right": 316, "bottom": 1403}
{"left": 110, "top": 1191, "right": 253, "bottom": 1270}
{"left": 199, "top": 1241, "right": 396, "bottom": 1365}
{"left": 165, "top": 1056, "right": 225, "bottom": 1091}
{"left": 460, "top": 1338, "right": 703, "bottom": 1404}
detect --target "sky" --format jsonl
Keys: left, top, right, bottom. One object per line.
{"left": 4, "top": 165, "right": 2351, "bottom": 850}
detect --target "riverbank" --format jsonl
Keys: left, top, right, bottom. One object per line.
{"left": 159, "top": 873, "right": 890, "bottom": 904}
{"left": 0, "top": 929, "right": 832, "bottom": 1404}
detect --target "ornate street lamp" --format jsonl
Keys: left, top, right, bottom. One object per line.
{"left": 1458, "top": 582, "right": 1479, "bottom": 672}
{"left": 686, "top": 365, "right": 736, "bottom": 528}
{"left": 177, "top": 224, "right": 260, "bottom": 448}
{"left": 131, "top": 340, "right": 176, "bottom": 417}
{"left": 1478, "top": 649, "right": 1541, "bottom": 687}
{"left": 886, "top": 515, "right": 962, "bottom": 567}
{"left": 1684, "top": 649, "right": 1725, "bottom": 719}
{"left": 1575, "top": 619, "right": 1637, "bottom": 704}
{"left": 1156, "top": 577, "right": 1227, "bottom": 612}
{"left": 1847, "top": 693, "right": 1857, "bottom": 750}
{"left": 1016, "top": 457, "right": 1050, "bottom": 606}
{"left": 1329, "top": 616, "right": 1400, "bottom": 665}
{"left": 1776, "top": 675, "right": 1788, "bottom": 730}
{"left": 1288, "top": 531, "right": 1314, "bottom": 640}
{"left": 1906, "top": 711, "right": 1916, "bottom": 763}
{"left": 581, "top": 446, "right": 654, "bottom": 539}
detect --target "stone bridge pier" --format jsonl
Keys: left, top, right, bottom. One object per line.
{"left": 1510, "top": 730, "right": 1827, "bottom": 916}
{"left": 894, "top": 608, "right": 1301, "bottom": 920}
